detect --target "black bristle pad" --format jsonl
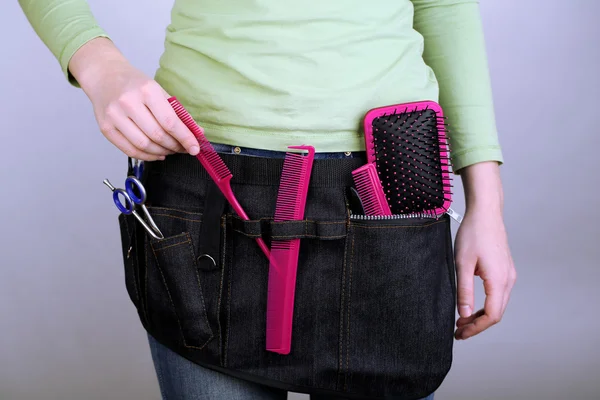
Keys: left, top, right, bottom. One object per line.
{"left": 371, "top": 108, "right": 449, "bottom": 215}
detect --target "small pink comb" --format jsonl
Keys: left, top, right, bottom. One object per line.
{"left": 351, "top": 163, "right": 392, "bottom": 216}
{"left": 266, "top": 145, "right": 315, "bottom": 355}
{"left": 168, "top": 96, "right": 272, "bottom": 263}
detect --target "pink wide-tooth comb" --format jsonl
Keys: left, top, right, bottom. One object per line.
{"left": 168, "top": 96, "right": 272, "bottom": 262}
{"left": 266, "top": 145, "right": 314, "bottom": 355}
{"left": 351, "top": 163, "right": 392, "bottom": 216}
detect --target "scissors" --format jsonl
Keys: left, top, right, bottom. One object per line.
{"left": 103, "top": 161, "right": 164, "bottom": 240}
{"left": 128, "top": 157, "right": 144, "bottom": 180}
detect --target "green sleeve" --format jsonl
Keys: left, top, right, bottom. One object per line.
{"left": 18, "top": 0, "right": 110, "bottom": 87}
{"left": 411, "top": 0, "right": 504, "bottom": 173}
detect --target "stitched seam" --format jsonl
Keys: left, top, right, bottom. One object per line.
{"left": 144, "top": 235, "right": 150, "bottom": 325}
{"left": 345, "top": 228, "right": 356, "bottom": 391}
{"left": 231, "top": 228, "right": 345, "bottom": 240}
{"left": 337, "top": 226, "right": 349, "bottom": 391}
{"left": 151, "top": 238, "right": 211, "bottom": 351}
{"left": 224, "top": 220, "right": 232, "bottom": 368}
{"left": 152, "top": 241, "right": 190, "bottom": 253}
{"left": 217, "top": 215, "right": 226, "bottom": 366}
{"left": 351, "top": 220, "right": 445, "bottom": 229}
{"left": 122, "top": 215, "right": 140, "bottom": 302}
{"left": 272, "top": 234, "right": 346, "bottom": 239}
{"left": 150, "top": 243, "right": 190, "bottom": 348}
{"left": 151, "top": 214, "right": 202, "bottom": 223}
{"left": 189, "top": 231, "right": 215, "bottom": 350}
{"left": 147, "top": 206, "right": 203, "bottom": 215}
{"left": 231, "top": 215, "right": 345, "bottom": 225}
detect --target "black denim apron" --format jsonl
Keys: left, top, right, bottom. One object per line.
{"left": 117, "top": 152, "right": 457, "bottom": 400}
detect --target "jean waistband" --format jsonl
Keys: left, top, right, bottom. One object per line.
{"left": 210, "top": 143, "right": 363, "bottom": 159}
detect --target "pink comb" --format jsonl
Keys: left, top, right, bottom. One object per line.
{"left": 363, "top": 100, "right": 453, "bottom": 217}
{"left": 168, "top": 96, "right": 272, "bottom": 263}
{"left": 266, "top": 145, "right": 315, "bottom": 355}
{"left": 351, "top": 163, "right": 392, "bottom": 216}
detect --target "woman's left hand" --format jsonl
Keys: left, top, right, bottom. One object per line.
{"left": 453, "top": 162, "right": 517, "bottom": 340}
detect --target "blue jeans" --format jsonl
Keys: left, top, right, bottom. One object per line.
{"left": 148, "top": 334, "right": 435, "bottom": 400}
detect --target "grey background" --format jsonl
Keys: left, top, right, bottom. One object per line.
{"left": 1, "top": 0, "right": 598, "bottom": 399}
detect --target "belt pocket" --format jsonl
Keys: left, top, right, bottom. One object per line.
{"left": 118, "top": 213, "right": 144, "bottom": 319}
{"left": 341, "top": 214, "right": 456, "bottom": 398}
{"left": 144, "top": 206, "right": 217, "bottom": 351}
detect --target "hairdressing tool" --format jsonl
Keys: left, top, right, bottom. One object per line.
{"left": 128, "top": 157, "right": 144, "bottom": 179}
{"left": 351, "top": 163, "right": 392, "bottom": 216}
{"left": 266, "top": 145, "right": 315, "bottom": 355}
{"left": 363, "top": 101, "right": 454, "bottom": 218}
{"left": 103, "top": 176, "right": 164, "bottom": 240}
{"left": 167, "top": 97, "right": 272, "bottom": 262}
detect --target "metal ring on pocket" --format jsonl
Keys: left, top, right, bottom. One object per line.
{"left": 197, "top": 254, "right": 217, "bottom": 268}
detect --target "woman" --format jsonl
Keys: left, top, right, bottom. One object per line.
{"left": 19, "top": 0, "right": 516, "bottom": 399}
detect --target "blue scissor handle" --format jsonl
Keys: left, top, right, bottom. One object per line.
{"left": 133, "top": 161, "right": 144, "bottom": 180}
{"left": 112, "top": 188, "right": 135, "bottom": 214}
{"left": 125, "top": 176, "right": 147, "bottom": 204}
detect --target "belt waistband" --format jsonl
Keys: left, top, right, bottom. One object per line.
{"left": 151, "top": 152, "right": 368, "bottom": 188}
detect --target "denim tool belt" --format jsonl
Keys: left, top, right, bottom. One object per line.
{"left": 117, "top": 152, "right": 456, "bottom": 400}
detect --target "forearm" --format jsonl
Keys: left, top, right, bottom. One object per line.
{"left": 18, "top": 0, "right": 110, "bottom": 86}
{"left": 411, "top": 0, "right": 503, "bottom": 173}
{"left": 69, "top": 37, "right": 127, "bottom": 94}
{"left": 460, "top": 161, "right": 504, "bottom": 213}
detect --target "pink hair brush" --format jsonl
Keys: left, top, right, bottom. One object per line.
{"left": 363, "top": 100, "right": 457, "bottom": 219}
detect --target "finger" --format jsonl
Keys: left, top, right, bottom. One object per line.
{"left": 503, "top": 257, "right": 517, "bottom": 312}
{"left": 455, "top": 277, "right": 504, "bottom": 340}
{"left": 456, "top": 308, "right": 485, "bottom": 328}
{"left": 501, "top": 265, "right": 517, "bottom": 315}
{"left": 128, "top": 104, "right": 183, "bottom": 153}
{"left": 102, "top": 125, "right": 165, "bottom": 161}
{"left": 143, "top": 85, "right": 200, "bottom": 155}
{"left": 455, "top": 255, "right": 476, "bottom": 319}
{"left": 113, "top": 113, "right": 176, "bottom": 156}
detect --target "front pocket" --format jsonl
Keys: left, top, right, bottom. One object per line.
{"left": 118, "top": 213, "right": 143, "bottom": 317}
{"left": 143, "top": 207, "right": 219, "bottom": 351}
{"left": 341, "top": 215, "right": 456, "bottom": 399}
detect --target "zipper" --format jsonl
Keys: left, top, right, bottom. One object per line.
{"left": 349, "top": 207, "right": 463, "bottom": 223}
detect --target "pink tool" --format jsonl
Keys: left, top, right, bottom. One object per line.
{"left": 351, "top": 163, "right": 392, "bottom": 216}
{"left": 363, "top": 100, "right": 453, "bottom": 217}
{"left": 266, "top": 145, "right": 315, "bottom": 355}
{"left": 168, "top": 96, "right": 272, "bottom": 263}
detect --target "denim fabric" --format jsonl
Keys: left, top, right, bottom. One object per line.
{"left": 210, "top": 142, "right": 362, "bottom": 159}
{"left": 117, "top": 147, "right": 456, "bottom": 400}
{"left": 148, "top": 333, "right": 435, "bottom": 400}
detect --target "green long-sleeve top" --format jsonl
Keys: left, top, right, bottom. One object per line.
{"left": 19, "top": 0, "right": 503, "bottom": 172}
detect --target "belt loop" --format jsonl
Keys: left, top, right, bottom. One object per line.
{"left": 197, "top": 180, "right": 227, "bottom": 270}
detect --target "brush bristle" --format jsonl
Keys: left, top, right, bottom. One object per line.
{"left": 368, "top": 105, "right": 452, "bottom": 215}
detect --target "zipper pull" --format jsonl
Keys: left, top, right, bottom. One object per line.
{"left": 446, "top": 207, "right": 463, "bottom": 224}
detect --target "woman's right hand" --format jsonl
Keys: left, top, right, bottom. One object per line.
{"left": 69, "top": 37, "right": 200, "bottom": 161}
